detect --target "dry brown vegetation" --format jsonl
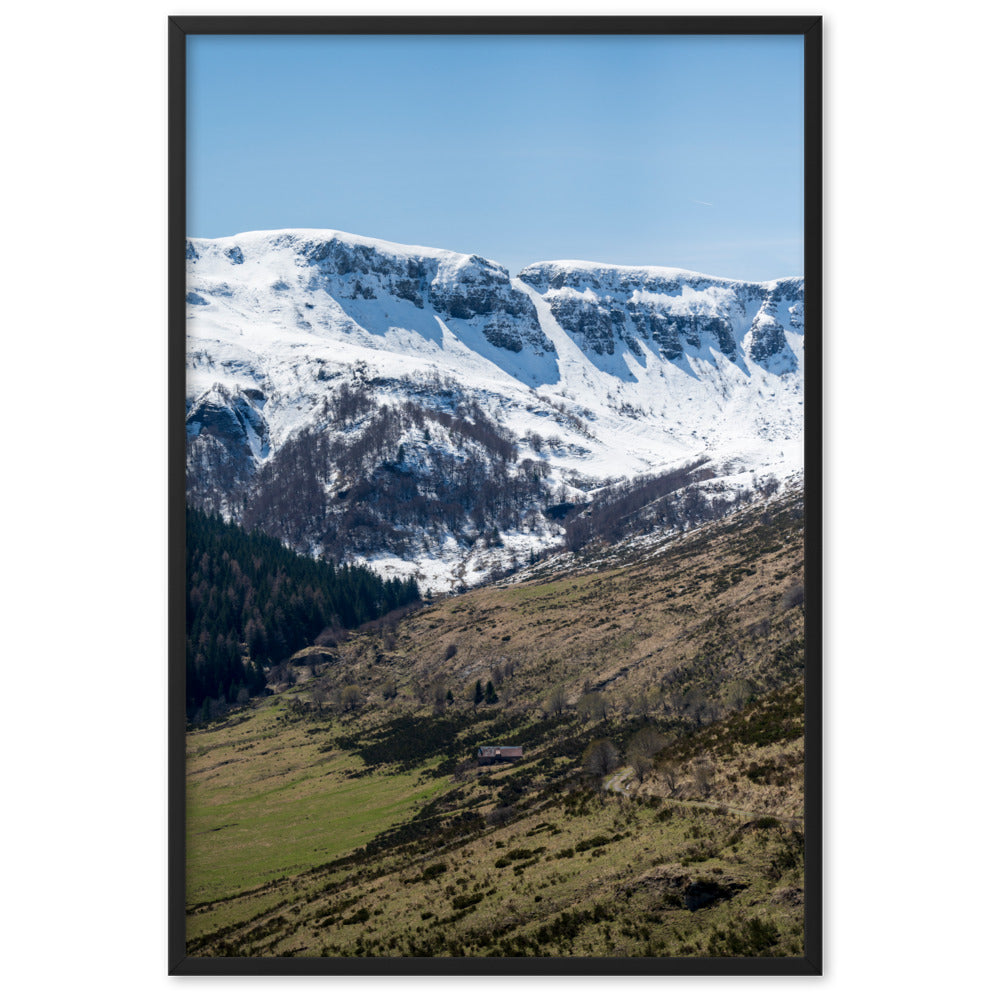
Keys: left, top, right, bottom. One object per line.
{"left": 185, "top": 490, "right": 808, "bottom": 959}
{"left": 295, "top": 489, "right": 805, "bottom": 726}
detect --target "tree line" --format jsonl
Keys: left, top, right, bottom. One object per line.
{"left": 561, "top": 461, "right": 747, "bottom": 551}
{"left": 236, "top": 392, "right": 553, "bottom": 562}
{"left": 186, "top": 506, "right": 419, "bottom": 723}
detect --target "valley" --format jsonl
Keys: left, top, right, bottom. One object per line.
{"left": 185, "top": 489, "right": 807, "bottom": 958}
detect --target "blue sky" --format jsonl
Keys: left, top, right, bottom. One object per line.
{"left": 188, "top": 34, "right": 803, "bottom": 280}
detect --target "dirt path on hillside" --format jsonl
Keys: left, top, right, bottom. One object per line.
{"left": 602, "top": 766, "right": 801, "bottom": 825}
{"left": 603, "top": 765, "right": 635, "bottom": 794}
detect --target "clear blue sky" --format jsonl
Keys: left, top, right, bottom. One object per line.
{"left": 188, "top": 34, "right": 804, "bottom": 280}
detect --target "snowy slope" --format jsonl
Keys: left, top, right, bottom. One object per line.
{"left": 186, "top": 229, "right": 804, "bottom": 590}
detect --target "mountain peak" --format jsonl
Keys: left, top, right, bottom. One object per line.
{"left": 189, "top": 227, "right": 509, "bottom": 274}
{"left": 186, "top": 228, "right": 804, "bottom": 591}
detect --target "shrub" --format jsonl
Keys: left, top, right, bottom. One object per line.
{"left": 781, "top": 583, "right": 805, "bottom": 610}
{"left": 575, "top": 834, "right": 612, "bottom": 853}
{"left": 711, "top": 916, "right": 782, "bottom": 956}
{"left": 495, "top": 848, "right": 535, "bottom": 868}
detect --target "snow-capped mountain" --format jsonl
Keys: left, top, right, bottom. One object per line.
{"left": 186, "top": 229, "right": 804, "bottom": 591}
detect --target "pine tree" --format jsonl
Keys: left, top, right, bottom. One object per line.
{"left": 185, "top": 506, "right": 418, "bottom": 722}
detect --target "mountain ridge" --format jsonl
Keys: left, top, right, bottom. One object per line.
{"left": 186, "top": 228, "right": 804, "bottom": 591}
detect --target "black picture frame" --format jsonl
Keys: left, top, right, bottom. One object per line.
{"left": 169, "top": 14, "right": 822, "bottom": 976}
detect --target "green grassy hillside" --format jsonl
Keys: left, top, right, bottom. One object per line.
{"left": 185, "top": 491, "right": 807, "bottom": 958}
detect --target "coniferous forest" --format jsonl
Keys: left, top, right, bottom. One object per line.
{"left": 185, "top": 506, "right": 420, "bottom": 722}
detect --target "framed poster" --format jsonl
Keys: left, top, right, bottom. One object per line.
{"left": 169, "top": 15, "right": 821, "bottom": 975}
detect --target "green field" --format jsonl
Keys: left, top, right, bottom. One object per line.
{"left": 187, "top": 707, "right": 449, "bottom": 904}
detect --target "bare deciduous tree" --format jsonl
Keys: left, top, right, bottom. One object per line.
{"left": 545, "top": 684, "right": 569, "bottom": 716}
{"left": 427, "top": 681, "right": 448, "bottom": 714}
{"left": 661, "top": 766, "right": 679, "bottom": 796}
{"left": 686, "top": 687, "right": 709, "bottom": 727}
{"left": 582, "top": 738, "right": 619, "bottom": 778}
{"left": 668, "top": 688, "right": 687, "bottom": 717}
{"left": 626, "top": 727, "right": 668, "bottom": 782}
{"left": 726, "top": 678, "right": 753, "bottom": 712}
{"left": 692, "top": 758, "right": 714, "bottom": 797}
{"left": 341, "top": 684, "right": 363, "bottom": 711}
{"left": 576, "top": 691, "right": 608, "bottom": 721}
